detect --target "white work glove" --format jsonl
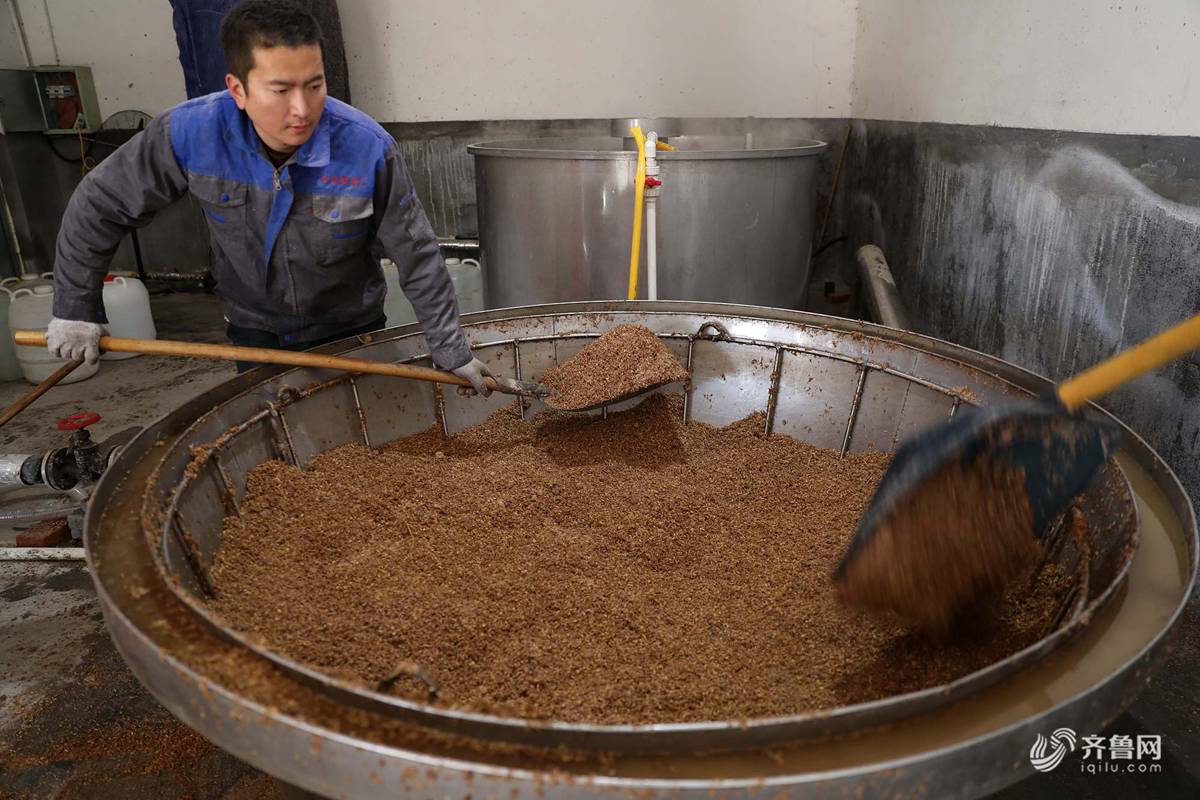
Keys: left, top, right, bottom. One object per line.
{"left": 452, "top": 357, "right": 493, "bottom": 397}
{"left": 46, "top": 318, "right": 106, "bottom": 365}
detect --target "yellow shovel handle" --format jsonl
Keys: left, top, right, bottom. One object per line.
{"left": 1057, "top": 314, "right": 1200, "bottom": 411}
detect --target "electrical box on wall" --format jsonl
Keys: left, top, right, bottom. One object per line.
{"left": 0, "top": 67, "right": 101, "bottom": 134}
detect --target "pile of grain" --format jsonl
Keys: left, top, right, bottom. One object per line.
{"left": 205, "top": 395, "right": 1073, "bottom": 724}
{"left": 539, "top": 324, "right": 689, "bottom": 410}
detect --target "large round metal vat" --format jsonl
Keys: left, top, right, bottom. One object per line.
{"left": 469, "top": 138, "right": 826, "bottom": 308}
{"left": 86, "top": 302, "right": 1196, "bottom": 799}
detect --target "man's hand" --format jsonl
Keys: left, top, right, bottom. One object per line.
{"left": 46, "top": 318, "right": 105, "bottom": 365}
{"left": 452, "top": 357, "right": 493, "bottom": 397}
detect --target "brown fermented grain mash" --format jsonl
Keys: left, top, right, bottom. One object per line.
{"left": 835, "top": 459, "right": 1041, "bottom": 631}
{"left": 208, "top": 395, "right": 1072, "bottom": 725}
{"left": 539, "top": 324, "right": 689, "bottom": 410}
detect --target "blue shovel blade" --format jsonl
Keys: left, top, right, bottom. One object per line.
{"left": 834, "top": 399, "right": 1122, "bottom": 584}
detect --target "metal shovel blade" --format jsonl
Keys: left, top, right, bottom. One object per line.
{"left": 546, "top": 379, "right": 681, "bottom": 413}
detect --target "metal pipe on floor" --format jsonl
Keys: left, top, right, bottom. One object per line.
{"left": 0, "top": 547, "right": 85, "bottom": 561}
{"left": 856, "top": 244, "right": 912, "bottom": 330}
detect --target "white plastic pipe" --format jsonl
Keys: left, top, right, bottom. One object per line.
{"left": 645, "top": 132, "right": 659, "bottom": 301}
{"left": 856, "top": 245, "right": 912, "bottom": 330}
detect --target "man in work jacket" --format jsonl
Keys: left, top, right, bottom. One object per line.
{"left": 47, "top": 0, "right": 493, "bottom": 391}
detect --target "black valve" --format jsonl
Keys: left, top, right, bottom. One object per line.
{"left": 18, "top": 412, "right": 106, "bottom": 490}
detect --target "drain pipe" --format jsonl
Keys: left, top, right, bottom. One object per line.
{"left": 856, "top": 245, "right": 911, "bottom": 330}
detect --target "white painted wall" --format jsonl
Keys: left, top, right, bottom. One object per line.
{"left": 7, "top": 0, "right": 184, "bottom": 118}
{"left": 852, "top": 0, "right": 1200, "bottom": 136}
{"left": 0, "top": 1, "right": 29, "bottom": 69}
{"left": 341, "top": 0, "right": 858, "bottom": 121}
{"left": 2, "top": 0, "right": 858, "bottom": 121}
{"left": 4, "top": 0, "right": 1197, "bottom": 135}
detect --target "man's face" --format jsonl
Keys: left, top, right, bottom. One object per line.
{"left": 226, "top": 43, "right": 326, "bottom": 154}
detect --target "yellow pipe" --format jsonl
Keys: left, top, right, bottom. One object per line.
{"left": 626, "top": 126, "right": 647, "bottom": 300}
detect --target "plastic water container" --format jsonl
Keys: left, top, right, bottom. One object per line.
{"left": 101, "top": 275, "right": 156, "bottom": 360}
{"left": 1, "top": 273, "right": 58, "bottom": 381}
{"left": 1, "top": 272, "right": 55, "bottom": 293}
{"left": 381, "top": 258, "right": 418, "bottom": 327}
{"left": 0, "top": 286, "right": 24, "bottom": 381}
{"left": 446, "top": 258, "right": 484, "bottom": 314}
{"left": 8, "top": 285, "right": 99, "bottom": 384}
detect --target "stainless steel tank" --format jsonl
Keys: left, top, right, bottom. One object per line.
{"left": 85, "top": 302, "right": 1196, "bottom": 799}
{"left": 468, "top": 137, "right": 827, "bottom": 308}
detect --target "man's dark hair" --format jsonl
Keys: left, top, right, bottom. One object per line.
{"left": 221, "top": 0, "right": 324, "bottom": 84}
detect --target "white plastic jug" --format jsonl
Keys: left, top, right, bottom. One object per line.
{"left": 381, "top": 258, "right": 418, "bottom": 327}
{"left": 446, "top": 258, "right": 484, "bottom": 314}
{"left": 0, "top": 286, "right": 24, "bottom": 381}
{"left": 1, "top": 272, "right": 59, "bottom": 380}
{"left": 8, "top": 286, "right": 99, "bottom": 384}
{"left": 101, "top": 275, "right": 156, "bottom": 360}
{"left": 1, "top": 272, "right": 55, "bottom": 293}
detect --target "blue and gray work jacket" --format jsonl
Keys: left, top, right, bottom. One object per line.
{"left": 52, "top": 91, "right": 472, "bottom": 369}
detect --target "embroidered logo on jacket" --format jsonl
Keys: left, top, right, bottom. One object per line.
{"left": 320, "top": 175, "right": 367, "bottom": 187}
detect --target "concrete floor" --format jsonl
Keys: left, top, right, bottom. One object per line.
{"left": 0, "top": 291, "right": 310, "bottom": 797}
{"left": 0, "top": 293, "right": 233, "bottom": 454}
{"left": 0, "top": 292, "right": 233, "bottom": 546}
{"left": 0, "top": 291, "right": 1197, "bottom": 798}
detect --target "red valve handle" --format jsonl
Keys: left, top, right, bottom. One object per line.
{"left": 57, "top": 411, "right": 101, "bottom": 430}
{"left": 645, "top": 177, "right": 662, "bottom": 188}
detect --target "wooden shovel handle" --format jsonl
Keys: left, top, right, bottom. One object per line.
{"left": 13, "top": 331, "right": 482, "bottom": 391}
{"left": 0, "top": 359, "right": 83, "bottom": 428}
{"left": 1057, "top": 314, "right": 1200, "bottom": 411}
